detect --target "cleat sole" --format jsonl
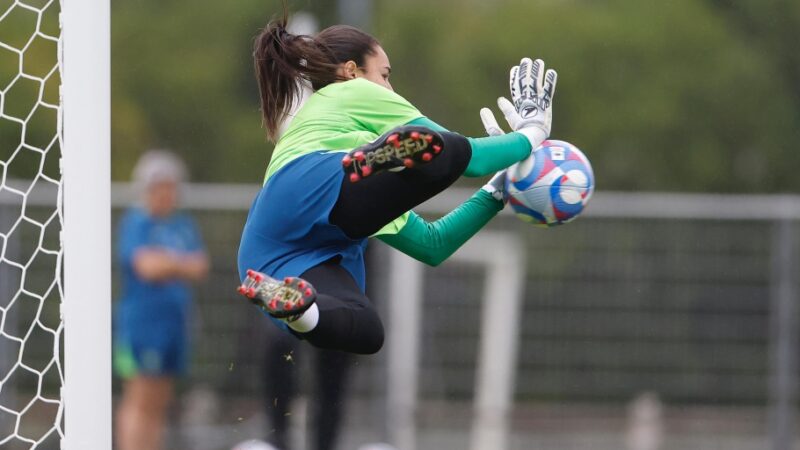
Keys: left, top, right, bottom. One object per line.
{"left": 341, "top": 126, "right": 445, "bottom": 183}
{"left": 237, "top": 270, "right": 317, "bottom": 318}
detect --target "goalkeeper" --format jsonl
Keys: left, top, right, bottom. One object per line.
{"left": 237, "top": 15, "right": 557, "bottom": 354}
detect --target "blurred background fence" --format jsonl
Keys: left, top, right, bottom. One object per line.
{"left": 113, "top": 184, "right": 800, "bottom": 449}
{"left": 3, "top": 181, "right": 799, "bottom": 449}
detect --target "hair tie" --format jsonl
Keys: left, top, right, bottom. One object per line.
{"left": 277, "top": 26, "right": 291, "bottom": 41}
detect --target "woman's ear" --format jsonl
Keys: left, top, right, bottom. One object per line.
{"left": 342, "top": 60, "right": 359, "bottom": 79}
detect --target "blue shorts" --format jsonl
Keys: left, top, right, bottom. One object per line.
{"left": 238, "top": 151, "right": 369, "bottom": 328}
{"left": 113, "top": 302, "right": 189, "bottom": 377}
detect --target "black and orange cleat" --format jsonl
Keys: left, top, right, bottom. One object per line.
{"left": 237, "top": 269, "right": 316, "bottom": 319}
{"left": 342, "top": 126, "right": 444, "bottom": 183}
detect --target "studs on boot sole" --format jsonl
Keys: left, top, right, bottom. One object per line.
{"left": 344, "top": 128, "right": 442, "bottom": 184}
{"left": 238, "top": 270, "right": 316, "bottom": 318}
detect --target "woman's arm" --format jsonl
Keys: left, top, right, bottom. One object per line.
{"left": 132, "top": 249, "right": 210, "bottom": 282}
{"left": 128, "top": 214, "right": 210, "bottom": 283}
{"left": 175, "top": 251, "right": 210, "bottom": 282}
{"left": 132, "top": 248, "right": 182, "bottom": 282}
{"left": 376, "top": 188, "right": 504, "bottom": 267}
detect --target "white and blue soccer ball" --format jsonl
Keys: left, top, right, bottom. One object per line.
{"left": 505, "top": 140, "right": 594, "bottom": 227}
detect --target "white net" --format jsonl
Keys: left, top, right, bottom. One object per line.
{"left": 0, "top": 0, "right": 64, "bottom": 448}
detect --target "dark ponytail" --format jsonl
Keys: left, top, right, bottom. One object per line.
{"left": 253, "top": 10, "right": 380, "bottom": 141}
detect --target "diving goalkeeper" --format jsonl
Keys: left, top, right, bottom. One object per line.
{"left": 237, "top": 13, "right": 557, "bottom": 354}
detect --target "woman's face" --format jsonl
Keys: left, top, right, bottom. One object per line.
{"left": 354, "top": 45, "right": 393, "bottom": 91}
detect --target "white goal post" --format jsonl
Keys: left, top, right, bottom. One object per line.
{"left": 385, "top": 232, "right": 525, "bottom": 450}
{"left": 0, "top": 0, "right": 109, "bottom": 448}
{"left": 61, "top": 0, "right": 111, "bottom": 449}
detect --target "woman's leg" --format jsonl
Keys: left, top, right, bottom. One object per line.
{"left": 116, "top": 375, "right": 174, "bottom": 450}
{"left": 311, "top": 349, "right": 352, "bottom": 450}
{"left": 239, "top": 259, "right": 382, "bottom": 354}
{"left": 262, "top": 330, "right": 300, "bottom": 449}
{"left": 294, "top": 259, "right": 384, "bottom": 354}
{"left": 330, "top": 126, "right": 473, "bottom": 239}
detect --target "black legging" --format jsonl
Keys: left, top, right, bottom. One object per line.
{"left": 299, "top": 258, "right": 384, "bottom": 354}
{"left": 297, "top": 128, "right": 471, "bottom": 354}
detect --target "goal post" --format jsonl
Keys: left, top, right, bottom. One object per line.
{"left": 61, "top": 0, "right": 111, "bottom": 449}
{"left": 384, "top": 232, "right": 525, "bottom": 450}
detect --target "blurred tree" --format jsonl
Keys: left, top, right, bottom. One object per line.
{"left": 708, "top": 0, "right": 800, "bottom": 107}
{"left": 112, "top": 0, "right": 270, "bottom": 182}
{"left": 111, "top": 0, "right": 338, "bottom": 182}
{"left": 4, "top": 0, "right": 799, "bottom": 192}
{"left": 377, "top": 0, "right": 800, "bottom": 192}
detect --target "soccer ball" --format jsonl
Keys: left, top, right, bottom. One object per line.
{"left": 505, "top": 139, "right": 594, "bottom": 226}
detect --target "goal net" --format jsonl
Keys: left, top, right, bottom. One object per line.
{"left": 1, "top": 1, "right": 109, "bottom": 449}
{"left": 1, "top": 1, "right": 63, "bottom": 447}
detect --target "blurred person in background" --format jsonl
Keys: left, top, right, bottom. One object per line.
{"left": 237, "top": 11, "right": 556, "bottom": 355}
{"left": 114, "top": 150, "right": 210, "bottom": 450}
{"left": 262, "top": 329, "right": 352, "bottom": 450}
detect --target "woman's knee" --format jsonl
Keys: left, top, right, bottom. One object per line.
{"left": 303, "top": 305, "right": 384, "bottom": 354}
{"left": 356, "top": 307, "right": 384, "bottom": 354}
{"left": 421, "top": 131, "right": 471, "bottom": 180}
{"left": 440, "top": 132, "right": 472, "bottom": 165}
